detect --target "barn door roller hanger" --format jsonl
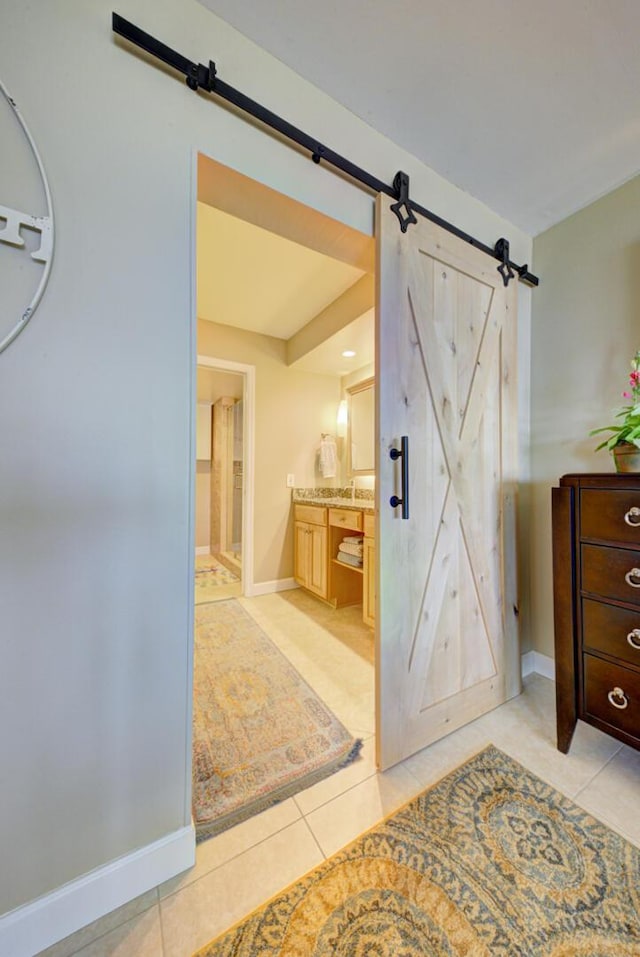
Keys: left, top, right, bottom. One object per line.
{"left": 112, "top": 13, "right": 538, "bottom": 289}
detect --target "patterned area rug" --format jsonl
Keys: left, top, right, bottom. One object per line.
{"left": 194, "top": 745, "right": 640, "bottom": 955}
{"left": 195, "top": 556, "right": 239, "bottom": 605}
{"left": 193, "top": 599, "right": 362, "bottom": 841}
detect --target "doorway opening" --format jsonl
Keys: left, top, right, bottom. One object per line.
{"left": 191, "top": 152, "right": 376, "bottom": 838}
{"left": 195, "top": 356, "right": 255, "bottom": 604}
{"left": 190, "top": 140, "right": 520, "bottom": 836}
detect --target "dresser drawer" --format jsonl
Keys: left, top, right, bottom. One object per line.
{"left": 554, "top": 473, "right": 640, "bottom": 756}
{"left": 583, "top": 654, "right": 640, "bottom": 741}
{"left": 294, "top": 504, "right": 327, "bottom": 526}
{"left": 583, "top": 598, "right": 640, "bottom": 667}
{"left": 328, "top": 508, "right": 363, "bottom": 532}
{"left": 580, "top": 489, "right": 640, "bottom": 545}
{"left": 581, "top": 543, "right": 640, "bottom": 605}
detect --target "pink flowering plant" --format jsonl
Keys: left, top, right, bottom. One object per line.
{"left": 591, "top": 349, "right": 640, "bottom": 452}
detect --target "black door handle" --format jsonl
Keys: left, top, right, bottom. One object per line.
{"left": 389, "top": 436, "right": 409, "bottom": 520}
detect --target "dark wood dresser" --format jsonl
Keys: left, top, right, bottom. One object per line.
{"left": 552, "top": 473, "right": 640, "bottom": 753}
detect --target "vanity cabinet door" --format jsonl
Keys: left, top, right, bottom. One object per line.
{"left": 308, "top": 523, "right": 328, "bottom": 598}
{"left": 294, "top": 521, "right": 310, "bottom": 587}
{"left": 294, "top": 520, "right": 327, "bottom": 599}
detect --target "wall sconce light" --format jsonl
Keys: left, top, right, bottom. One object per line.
{"left": 336, "top": 399, "right": 348, "bottom": 437}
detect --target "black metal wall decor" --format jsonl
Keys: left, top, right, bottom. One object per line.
{"left": 112, "top": 13, "right": 538, "bottom": 289}
{"left": 0, "top": 78, "right": 55, "bottom": 354}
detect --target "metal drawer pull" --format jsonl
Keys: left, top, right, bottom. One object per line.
{"left": 628, "top": 629, "right": 640, "bottom": 650}
{"left": 624, "top": 506, "right": 640, "bottom": 527}
{"left": 607, "top": 687, "right": 629, "bottom": 710}
{"left": 624, "top": 568, "right": 640, "bottom": 588}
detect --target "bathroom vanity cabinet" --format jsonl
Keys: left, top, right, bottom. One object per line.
{"left": 552, "top": 473, "right": 640, "bottom": 755}
{"left": 293, "top": 505, "right": 328, "bottom": 599}
{"left": 293, "top": 502, "right": 375, "bottom": 626}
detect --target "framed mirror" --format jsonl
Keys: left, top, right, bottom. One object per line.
{"left": 347, "top": 377, "right": 375, "bottom": 476}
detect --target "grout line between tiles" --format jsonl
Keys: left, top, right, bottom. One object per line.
{"left": 398, "top": 760, "right": 426, "bottom": 789}
{"left": 58, "top": 900, "right": 160, "bottom": 957}
{"left": 303, "top": 820, "right": 332, "bottom": 860}
{"left": 300, "top": 811, "right": 328, "bottom": 862}
{"left": 569, "top": 795, "right": 640, "bottom": 849}
{"left": 157, "top": 896, "right": 168, "bottom": 957}
{"left": 572, "top": 742, "right": 624, "bottom": 801}
{"left": 159, "top": 814, "right": 304, "bottom": 902}
{"left": 294, "top": 767, "right": 380, "bottom": 817}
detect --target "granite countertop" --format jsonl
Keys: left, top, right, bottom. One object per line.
{"left": 292, "top": 489, "right": 375, "bottom": 511}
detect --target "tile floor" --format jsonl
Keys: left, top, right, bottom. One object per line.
{"left": 38, "top": 590, "right": 640, "bottom": 957}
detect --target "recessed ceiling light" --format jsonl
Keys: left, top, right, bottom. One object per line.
{"left": 341, "top": 350, "right": 356, "bottom": 358}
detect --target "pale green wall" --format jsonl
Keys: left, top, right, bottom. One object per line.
{"left": 0, "top": 0, "right": 532, "bottom": 947}
{"left": 530, "top": 174, "right": 640, "bottom": 658}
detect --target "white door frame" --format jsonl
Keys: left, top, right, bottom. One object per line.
{"left": 196, "top": 354, "right": 256, "bottom": 598}
{"left": 185, "top": 145, "right": 374, "bottom": 835}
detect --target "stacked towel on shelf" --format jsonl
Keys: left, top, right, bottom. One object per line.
{"left": 336, "top": 551, "right": 363, "bottom": 568}
{"left": 339, "top": 541, "right": 363, "bottom": 558}
{"left": 337, "top": 535, "right": 363, "bottom": 568}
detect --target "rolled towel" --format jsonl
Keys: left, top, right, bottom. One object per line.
{"left": 339, "top": 541, "right": 363, "bottom": 558}
{"left": 336, "top": 551, "right": 363, "bottom": 568}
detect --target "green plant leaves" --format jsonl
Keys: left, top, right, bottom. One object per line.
{"left": 591, "top": 350, "right": 640, "bottom": 454}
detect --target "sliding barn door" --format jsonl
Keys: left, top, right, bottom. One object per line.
{"left": 376, "top": 196, "right": 520, "bottom": 770}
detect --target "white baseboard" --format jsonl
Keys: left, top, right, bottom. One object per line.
{"left": 247, "top": 577, "right": 298, "bottom": 597}
{"left": 521, "top": 650, "right": 555, "bottom": 681}
{"left": 0, "top": 824, "right": 195, "bottom": 957}
{"left": 195, "top": 545, "right": 210, "bottom": 555}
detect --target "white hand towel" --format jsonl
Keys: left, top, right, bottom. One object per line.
{"left": 336, "top": 551, "right": 363, "bottom": 568}
{"left": 318, "top": 437, "right": 337, "bottom": 478}
{"left": 339, "top": 541, "right": 363, "bottom": 558}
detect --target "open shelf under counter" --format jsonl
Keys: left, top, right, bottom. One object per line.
{"left": 332, "top": 557, "right": 364, "bottom": 575}
{"left": 329, "top": 516, "right": 366, "bottom": 607}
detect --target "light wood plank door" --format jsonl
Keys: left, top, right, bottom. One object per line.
{"left": 376, "top": 196, "right": 520, "bottom": 770}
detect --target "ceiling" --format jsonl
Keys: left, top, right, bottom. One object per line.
{"left": 196, "top": 0, "right": 640, "bottom": 236}
{"left": 196, "top": 366, "right": 244, "bottom": 403}
{"left": 197, "top": 202, "right": 375, "bottom": 376}
{"left": 291, "top": 307, "right": 374, "bottom": 377}
{"left": 198, "top": 204, "right": 365, "bottom": 339}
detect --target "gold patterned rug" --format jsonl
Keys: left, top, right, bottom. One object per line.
{"left": 194, "top": 745, "right": 640, "bottom": 955}
{"left": 193, "top": 599, "right": 362, "bottom": 841}
{"left": 195, "top": 555, "right": 239, "bottom": 605}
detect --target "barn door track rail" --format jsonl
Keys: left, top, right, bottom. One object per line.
{"left": 112, "top": 13, "right": 538, "bottom": 288}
